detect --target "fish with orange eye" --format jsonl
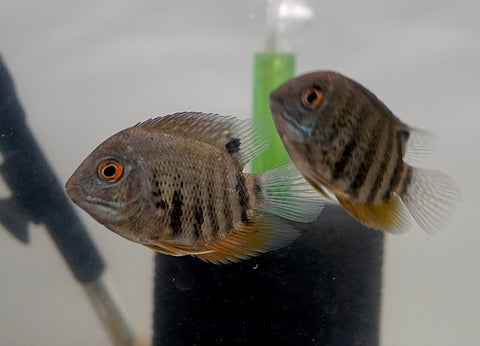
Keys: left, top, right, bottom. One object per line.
{"left": 269, "top": 71, "right": 459, "bottom": 234}
{"left": 98, "top": 159, "right": 123, "bottom": 182}
{"left": 65, "top": 112, "right": 324, "bottom": 264}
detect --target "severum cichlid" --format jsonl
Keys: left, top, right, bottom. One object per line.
{"left": 269, "top": 71, "right": 459, "bottom": 233}
{"left": 65, "top": 112, "right": 324, "bottom": 264}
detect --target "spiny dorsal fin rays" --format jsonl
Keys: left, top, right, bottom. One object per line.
{"left": 135, "top": 112, "right": 270, "bottom": 167}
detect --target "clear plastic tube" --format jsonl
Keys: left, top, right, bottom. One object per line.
{"left": 251, "top": 0, "right": 313, "bottom": 173}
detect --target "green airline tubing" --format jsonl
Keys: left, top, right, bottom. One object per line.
{"left": 251, "top": 52, "right": 295, "bottom": 173}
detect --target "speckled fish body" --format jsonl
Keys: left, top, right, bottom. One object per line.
{"left": 270, "top": 71, "right": 458, "bottom": 233}
{"left": 65, "top": 112, "right": 323, "bottom": 264}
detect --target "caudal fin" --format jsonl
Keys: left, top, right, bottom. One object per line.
{"left": 401, "top": 167, "right": 460, "bottom": 233}
{"left": 256, "top": 163, "right": 326, "bottom": 223}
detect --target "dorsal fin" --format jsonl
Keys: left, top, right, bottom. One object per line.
{"left": 135, "top": 112, "right": 269, "bottom": 167}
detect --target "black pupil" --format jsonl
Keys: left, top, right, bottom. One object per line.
{"left": 306, "top": 91, "right": 318, "bottom": 104}
{"left": 103, "top": 164, "right": 117, "bottom": 177}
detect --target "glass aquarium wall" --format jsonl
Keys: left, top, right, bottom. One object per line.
{"left": 0, "top": 1, "right": 478, "bottom": 345}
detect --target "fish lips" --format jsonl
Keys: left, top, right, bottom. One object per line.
{"left": 65, "top": 179, "right": 136, "bottom": 223}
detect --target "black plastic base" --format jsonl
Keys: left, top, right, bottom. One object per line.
{"left": 153, "top": 205, "right": 383, "bottom": 346}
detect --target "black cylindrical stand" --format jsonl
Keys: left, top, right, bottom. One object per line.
{"left": 153, "top": 205, "right": 384, "bottom": 346}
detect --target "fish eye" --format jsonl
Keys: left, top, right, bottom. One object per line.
{"left": 301, "top": 86, "right": 323, "bottom": 109}
{"left": 98, "top": 159, "right": 123, "bottom": 182}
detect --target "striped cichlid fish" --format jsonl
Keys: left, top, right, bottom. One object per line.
{"left": 269, "top": 71, "right": 459, "bottom": 233}
{"left": 65, "top": 112, "right": 324, "bottom": 264}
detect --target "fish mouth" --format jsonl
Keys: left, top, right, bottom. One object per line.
{"left": 65, "top": 168, "right": 145, "bottom": 223}
{"left": 269, "top": 96, "right": 314, "bottom": 144}
{"left": 65, "top": 181, "right": 85, "bottom": 204}
{"left": 65, "top": 182, "right": 130, "bottom": 222}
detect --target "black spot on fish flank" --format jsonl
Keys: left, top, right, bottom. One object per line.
{"left": 226, "top": 138, "right": 241, "bottom": 154}
{"left": 382, "top": 133, "right": 404, "bottom": 201}
{"left": 193, "top": 205, "right": 204, "bottom": 240}
{"left": 332, "top": 140, "right": 357, "bottom": 180}
{"left": 170, "top": 190, "right": 183, "bottom": 236}
{"left": 235, "top": 172, "right": 249, "bottom": 223}
{"left": 368, "top": 126, "right": 394, "bottom": 204}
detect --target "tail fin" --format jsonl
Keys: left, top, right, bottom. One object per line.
{"left": 255, "top": 163, "right": 326, "bottom": 223}
{"left": 401, "top": 167, "right": 460, "bottom": 233}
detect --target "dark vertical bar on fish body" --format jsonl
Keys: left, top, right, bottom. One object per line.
{"left": 383, "top": 132, "right": 405, "bottom": 201}
{"left": 205, "top": 177, "right": 219, "bottom": 238}
{"left": 153, "top": 205, "right": 384, "bottom": 346}
{"left": 170, "top": 190, "right": 183, "bottom": 236}
{"left": 348, "top": 118, "right": 384, "bottom": 199}
{"left": 400, "top": 166, "right": 413, "bottom": 197}
{"left": 368, "top": 124, "right": 394, "bottom": 204}
{"left": 193, "top": 205, "right": 204, "bottom": 240}
{"left": 331, "top": 101, "right": 364, "bottom": 181}
{"left": 332, "top": 140, "right": 357, "bottom": 180}
{"left": 235, "top": 172, "right": 249, "bottom": 223}
{"left": 222, "top": 185, "right": 233, "bottom": 231}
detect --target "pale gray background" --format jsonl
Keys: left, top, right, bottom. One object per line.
{"left": 0, "top": 1, "right": 478, "bottom": 345}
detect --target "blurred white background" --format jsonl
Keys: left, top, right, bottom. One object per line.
{"left": 0, "top": 1, "right": 478, "bottom": 345}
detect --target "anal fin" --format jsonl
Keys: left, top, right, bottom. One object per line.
{"left": 144, "top": 211, "right": 299, "bottom": 264}
{"left": 336, "top": 195, "right": 412, "bottom": 233}
{"left": 197, "top": 211, "right": 299, "bottom": 264}
{"left": 145, "top": 242, "right": 213, "bottom": 257}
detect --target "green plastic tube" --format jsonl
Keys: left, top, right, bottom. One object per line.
{"left": 251, "top": 52, "right": 295, "bottom": 173}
